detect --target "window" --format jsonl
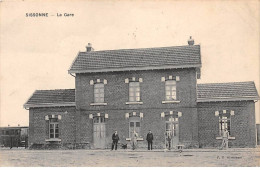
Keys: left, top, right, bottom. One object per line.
{"left": 166, "top": 116, "right": 179, "bottom": 137}
{"left": 93, "top": 117, "right": 106, "bottom": 123}
{"left": 94, "top": 83, "right": 104, "bottom": 103}
{"left": 165, "top": 80, "right": 176, "bottom": 101}
{"left": 129, "top": 82, "right": 140, "bottom": 102}
{"left": 129, "top": 117, "right": 141, "bottom": 137}
{"left": 219, "top": 115, "right": 230, "bottom": 136}
{"left": 49, "top": 118, "right": 59, "bottom": 139}
{"left": 15, "top": 130, "right": 19, "bottom": 135}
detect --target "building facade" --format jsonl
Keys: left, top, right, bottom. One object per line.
{"left": 24, "top": 38, "right": 259, "bottom": 149}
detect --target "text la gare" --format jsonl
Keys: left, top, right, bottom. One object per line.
{"left": 57, "top": 13, "right": 74, "bottom": 17}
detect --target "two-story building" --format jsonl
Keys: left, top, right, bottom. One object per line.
{"left": 24, "top": 38, "right": 259, "bottom": 149}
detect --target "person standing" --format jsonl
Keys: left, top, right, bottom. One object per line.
{"left": 131, "top": 131, "right": 138, "bottom": 150}
{"left": 111, "top": 130, "right": 119, "bottom": 150}
{"left": 166, "top": 133, "right": 172, "bottom": 150}
{"left": 220, "top": 128, "right": 229, "bottom": 150}
{"left": 146, "top": 130, "right": 154, "bottom": 150}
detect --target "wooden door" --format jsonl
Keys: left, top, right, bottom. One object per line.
{"left": 93, "top": 117, "right": 106, "bottom": 149}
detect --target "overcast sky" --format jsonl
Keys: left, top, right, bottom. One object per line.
{"left": 0, "top": 0, "right": 259, "bottom": 126}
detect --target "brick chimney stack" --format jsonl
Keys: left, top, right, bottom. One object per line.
{"left": 188, "top": 36, "right": 194, "bottom": 45}
{"left": 86, "top": 43, "right": 94, "bottom": 52}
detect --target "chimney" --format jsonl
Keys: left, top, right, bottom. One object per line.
{"left": 188, "top": 36, "right": 194, "bottom": 45}
{"left": 86, "top": 43, "right": 94, "bottom": 52}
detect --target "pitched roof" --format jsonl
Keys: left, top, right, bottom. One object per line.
{"left": 197, "top": 81, "right": 260, "bottom": 102}
{"left": 69, "top": 45, "right": 201, "bottom": 73}
{"left": 24, "top": 89, "right": 75, "bottom": 109}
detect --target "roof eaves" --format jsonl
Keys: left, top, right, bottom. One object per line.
{"left": 68, "top": 64, "right": 202, "bottom": 74}
{"left": 197, "top": 96, "right": 260, "bottom": 103}
{"left": 24, "top": 102, "right": 76, "bottom": 109}
{"left": 68, "top": 51, "right": 81, "bottom": 74}
{"left": 23, "top": 90, "right": 37, "bottom": 108}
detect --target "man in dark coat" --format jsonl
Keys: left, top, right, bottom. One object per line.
{"left": 111, "top": 130, "right": 119, "bottom": 150}
{"left": 146, "top": 130, "right": 154, "bottom": 150}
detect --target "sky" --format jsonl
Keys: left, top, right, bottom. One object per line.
{"left": 0, "top": 0, "right": 259, "bottom": 126}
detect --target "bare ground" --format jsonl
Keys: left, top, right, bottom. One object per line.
{"left": 0, "top": 148, "right": 259, "bottom": 167}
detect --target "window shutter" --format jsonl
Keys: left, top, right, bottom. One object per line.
{"left": 103, "top": 79, "right": 107, "bottom": 84}
{"left": 90, "top": 80, "right": 94, "bottom": 85}
{"left": 215, "top": 111, "right": 219, "bottom": 116}
{"left": 125, "top": 78, "right": 129, "bottom": 83}
{"left": 176, "top": 76, "right": 180, "bottom": 81}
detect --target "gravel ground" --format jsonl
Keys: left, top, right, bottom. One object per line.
{"left": 0, "top": 148, "right": 259, "bottom": 167}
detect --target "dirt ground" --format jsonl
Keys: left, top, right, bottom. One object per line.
{"left": 0, "top": 148, "right": 260, "bottom": 167}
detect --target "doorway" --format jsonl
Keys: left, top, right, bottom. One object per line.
{"left": 165, "top": 117, "right": 179, "bottom": 149}
{"left": 93, "top": 117, "right": 106, "bottom": 149}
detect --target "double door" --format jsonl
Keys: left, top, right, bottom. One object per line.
{"left": 93, "top": 117, "right": 106, "bottom": 149}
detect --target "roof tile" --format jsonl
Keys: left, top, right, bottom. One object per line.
{"left": 69, "top": 45, "right": 201, "bottom": 73}
{"left": 197, "top": 81, "right": 259, "bottom": 102}
{"left": 25, "top": 89, "right": 75, "bottom": 105}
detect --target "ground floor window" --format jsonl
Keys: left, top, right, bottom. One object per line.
{"left": 49, "top": 118, "right": 59, "bottom": 139}
{"left": 129, "top": 116, "right": 141, "bottom": 137}
{"left": 219, "top": 115, "right": 230, "bottom": 136}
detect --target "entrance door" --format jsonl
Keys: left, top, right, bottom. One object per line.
{"left": 165, "top": 117, "right": 179, "bottom": 149}
{"left": 93, "top": 117, "right": 106, "bottom": 149}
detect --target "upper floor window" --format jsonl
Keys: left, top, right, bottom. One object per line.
{"left": 129, "top": 82, "right": 140, "bottom": 102}
{"left": 49, "top": 118, "right": 59, "bottom": 139}
{"left": 94, "top": 83, "right": 104, "bottom": 103}
{"left": 165, "top": 80, "right": 176, "bottom": 101}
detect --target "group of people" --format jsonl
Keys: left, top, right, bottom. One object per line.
{"left": 111, "top": 130, "right": 154, "bottom": 151}
{"left": 111, "top": 128, "right": 230, "bottom": 150}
